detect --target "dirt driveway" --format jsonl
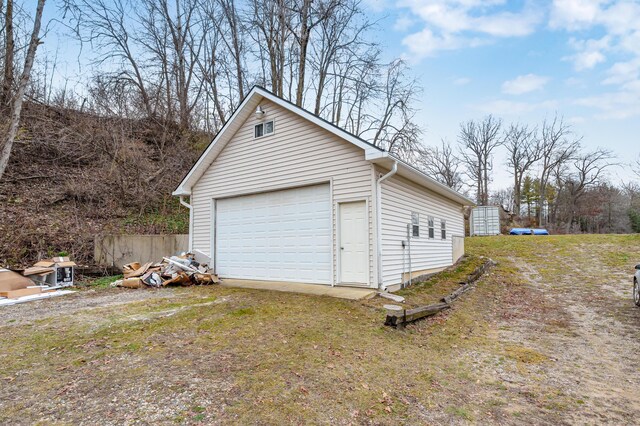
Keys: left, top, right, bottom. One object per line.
{"left": 1, "top": 235, "right": 639, "bottom": 424}
{"left": 468, "top": 235, "right": 640, "bottom": 424}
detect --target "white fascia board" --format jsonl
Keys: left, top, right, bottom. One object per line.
{"left": 257, "top": 89, "right": 383, "bottom": 155}
{"left": 369, "top": 152, "right": 475, "bottom": 206}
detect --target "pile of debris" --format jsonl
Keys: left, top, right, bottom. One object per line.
{"left": 0, "top": 256, "right": 77, "bottom": 305}
{"left": 112, "top": 253, "right": 219, "bottom": 289}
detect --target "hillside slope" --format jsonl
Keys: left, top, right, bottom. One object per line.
{"left": 0, "top": 102, "right": 209, "bottom": 266}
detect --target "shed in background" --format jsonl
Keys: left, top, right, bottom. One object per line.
{"left": 469, "top": 206, "right": 501, "bottom": 236}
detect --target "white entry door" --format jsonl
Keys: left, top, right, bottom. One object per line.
{"left": 339, "top": 201, "right": 368, "bottom": 285}
{"left": 215, "top": 184, "right": 332, "bottom": 284}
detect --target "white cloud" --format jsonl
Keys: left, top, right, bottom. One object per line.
{"left": 401, "top": 28, "right": 484, "bottom": 57}
{"left": 603, "top": 59, "right": 640, "bottom": 85}
{"left": 398, "top": 0, "right": 543, "bottom": 58}
{"left": 473, "top": 99, "right": 559, "bottom": 115}
{"left": 453, "top": 77, "right": 471, "bottom": 86}
{"left": 550, "top": 0, "right": 640, "bottom": 118}
{"left": 502, "top": 74, "right": 550, "bottom": 95}
{"left": 571, "top": 50, "right": 606, "bottom": 71}
{"left": 393, "top": 14, "right": 416, "bottom": 32}
{"left": 564, "top": 36, "right": 610, "bottom": 71}
{"left": 575, "top": 90, "right": 640, "bottom": 119}
{"left": 549, "top": 0, "right": 602, "bottom": 30}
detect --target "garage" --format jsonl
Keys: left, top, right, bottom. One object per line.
{"left": 215, "top": 184, "right": 332, "bottom": 284}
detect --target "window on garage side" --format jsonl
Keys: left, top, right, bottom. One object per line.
{"left": 441, "top": 219, "right": 446, "bottom": 240}
{"left": 254, "top": 120, "right": 274, "bottom": 138}
{"left": 411, "top": 212, "right": 419, "bottom": 237}
{"left": 428, "top": 216, "right": 435, "bottom": 239}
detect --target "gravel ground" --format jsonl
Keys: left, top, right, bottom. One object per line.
{"left": 2, "top": 287, "right": 180, "bottom": 326}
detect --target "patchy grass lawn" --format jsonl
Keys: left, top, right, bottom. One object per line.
{"left": 1, "top": 235, "right": 640, "bottom": 424}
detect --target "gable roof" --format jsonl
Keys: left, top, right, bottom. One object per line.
{"left": 173, "top": 86, "right": 474, "bottom": 206}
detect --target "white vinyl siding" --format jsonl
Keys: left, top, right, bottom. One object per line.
{"left": 379, "top": 171, "right": 465, "bottom": 288}
{"left": 190, "top": 98, "right": 375, "bottom": 286}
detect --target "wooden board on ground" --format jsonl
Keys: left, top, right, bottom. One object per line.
{"left": 385, "top": 302, "right": 450, "bottom": 328}
{"left": 0, "top": 287, "right": 43, "bottom": 299}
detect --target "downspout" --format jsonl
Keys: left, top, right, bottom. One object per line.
{"left": 376, "top": 161, "right": 398, "bottom": 291}
{"left": 179, "top": 195, "right": 193, "bottom": 252}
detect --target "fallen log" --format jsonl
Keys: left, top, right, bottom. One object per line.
{"left": 384, "top": 302, "right": 450, "bottom": 328}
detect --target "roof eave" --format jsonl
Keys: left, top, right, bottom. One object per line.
{"left": 173, "top": 85, "right": 385, "bottom": 197}
{"left": 367, "top": 152, "right": 475, "bottom": 206}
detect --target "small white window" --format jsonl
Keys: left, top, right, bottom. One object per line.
{"left": 441, "top": 219, "right": 446, "bottom": 240}
{"left": 254, "top": 120, "right": 274, "bottom": 138}
{"left": 411, "top": 212, "right": 419, "bottom": 237}
{"left": 428, "top": 216, "right": 435, "bottom": 239}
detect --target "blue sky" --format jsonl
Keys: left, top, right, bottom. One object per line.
{"left": 365, "top": 0, "right": 640, "bottom": 189}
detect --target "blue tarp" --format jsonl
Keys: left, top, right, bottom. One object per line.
{"left": 509, "top": 228, "right": 549, "bottom": 235}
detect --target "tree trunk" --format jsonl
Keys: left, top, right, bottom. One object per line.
{"left": 295, "top": 0, "right": 311, "bottom": 106}
{"left": 513, "top": 173, "right": 521, "bottom": 216}
{"left": 0, "top": 0, "right": 46, "bottom": 180}
{"left": 1, "top": 0, "right": 14, "bottom": 110}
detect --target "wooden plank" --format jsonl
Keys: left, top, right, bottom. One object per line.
{"left": 441, "top": 258, "right": 496, "bottom": 304}
{"left": 0, "top": 287, "right": 42, "bottom": 299}
{"left": 385, "top": 302, "right": 450, "bottom": 328}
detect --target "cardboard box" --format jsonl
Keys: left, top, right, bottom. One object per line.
{"left": 0, "top": 268, "right": 35, "bottom": 292}
{"left": 34, "top": 257, "right": 77, "bottom": 287}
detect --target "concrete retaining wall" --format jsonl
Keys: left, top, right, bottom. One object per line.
{"left": 95, "top": 234, "right": 189, "bottom": 268}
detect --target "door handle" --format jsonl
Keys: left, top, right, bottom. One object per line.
{"left": 340, "top": 247, "right": 344, "bottom": 250}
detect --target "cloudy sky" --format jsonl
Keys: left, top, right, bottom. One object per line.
{"left": 365, "top": 0, "right": 640, "bottom": 189}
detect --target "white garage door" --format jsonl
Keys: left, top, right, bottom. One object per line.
{"left": 215, "top": 184, "right": 332, "bottom": 284}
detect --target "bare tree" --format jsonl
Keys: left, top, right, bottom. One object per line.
{"left": 563, "top": 148, "right": 616, "bottom": 231}
{"left": 217, "top": 0, "right": 246, "bottom": 100}
{"left": 289, "top": 0, "right": 339, "bottom": 106}
{"left": 367, "top": 59, "right": 422, "bottom": 158}
{"left": 248, "top": 0, "right": 290, "bottom": 97}
{"left": 537, "top": 114, "right": 580, "bottom": 225}
{"left": 0, "top": 0, "right": 46, "bottom": 180}
{"left": 310, "top": 0, "right": 369, "bottom": 116}
{"left": 419, "top": 139, "right": 464, "bottom": 191}
{"left": 504, "top": 123, "right": 541, "bottom": 216}
{"left": 458, "top": 115, "right": 503, "bottom": 205}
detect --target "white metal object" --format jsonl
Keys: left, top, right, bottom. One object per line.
{"left": 376, "top": 161, "right": 398, "bottom": 290}
{"left": 0, "top": 290, "right": 75, "bottom": 306}
{"left": 179, "top": 195, "right": 193, "bottom": 252}
{"left": 215, "top": 184, "right": 332, "bottom": 284}
{"left": 469, "top": 206, "right": 501, "bottom": 236}
{"left": 163, "top": 257, "right": 198, "bottom": 273}
{"left": 406, "top": 223, "right": 412, "bottom": 288}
